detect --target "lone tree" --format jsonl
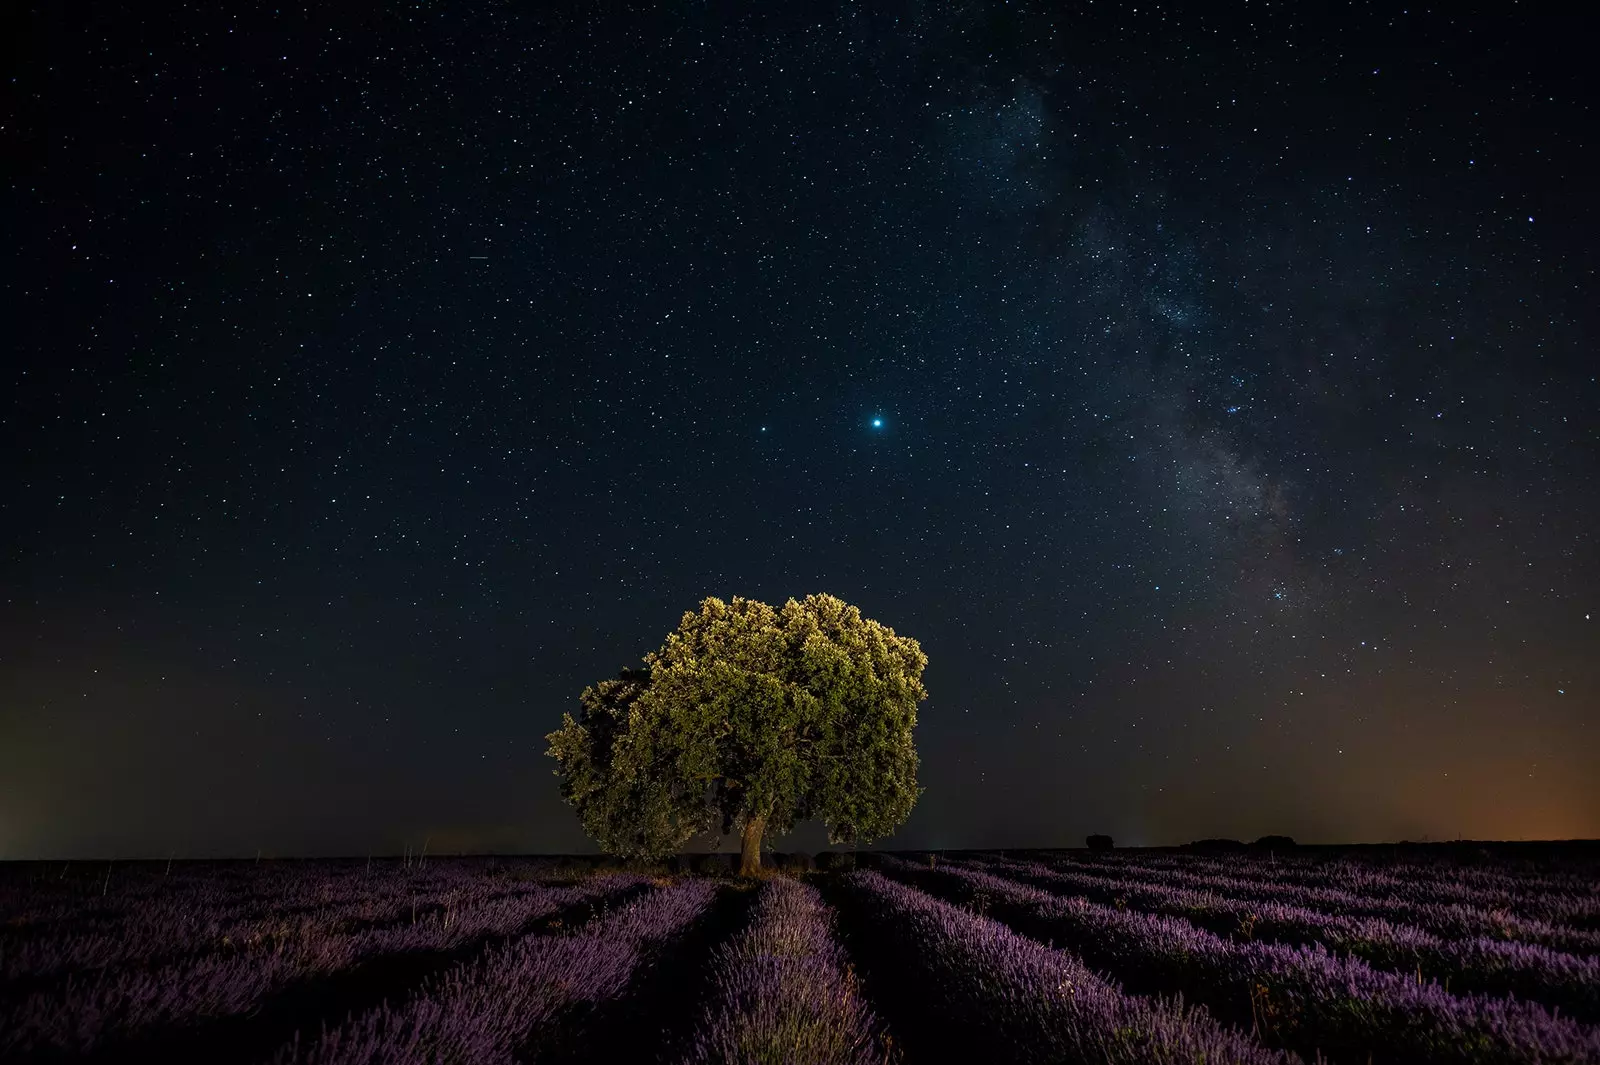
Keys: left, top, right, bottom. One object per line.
{"left": 546, "top": 593, "right": 927, "bottom": 875}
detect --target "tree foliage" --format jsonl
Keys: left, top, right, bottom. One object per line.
{"left": 545, "top": 593, "right": 928, "bottom": 860}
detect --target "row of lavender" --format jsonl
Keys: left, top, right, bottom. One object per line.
{"left": 0, "top": 872, "right": 642, "bottom": 1058}
{"left": 1012, "top": 851, "right": 1600, "bottom": 956}
{"left": 0, "top": 857, "right": 571, "bottom": 935}
{"left": 1048, "top": 851, "right": 1600, "bottom": 931}
{"left": 683, "top": 878, "right": 889, "bottom": 1064}
{"left": 1074, "top": 848, "right": 1600, "bottom": 899}
{"left": 1, "top": 868, "right": 579, "bottom": 988}
{"left": 831, "top": 868, "right": 1295, "bottom": 1064}
{"left": 963, "top": 855, "right": 1600, "bottom": 1022}
{"left": 1, "top": 871, "right": 899, "bottom": 1065}
{"left": 284, "top": 875, "right": 910, "bottom": 1065}
{"left": 278, "top": 877, "right": 721, "bottom": 1064}
{"left": 5, "top": 853, "right": 1596, "bottom": 1065}
{"left": 880, "top": 857, "right": 1600, "bottom": 1064}
{"left": 684, "top": 866, "right": 1593, "bottom": 1065}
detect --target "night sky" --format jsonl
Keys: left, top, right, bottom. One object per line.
{"left": 5, "top": 5, "right": 1597, "bottom": 859}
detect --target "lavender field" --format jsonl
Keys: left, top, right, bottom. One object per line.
{"left": 3, "top": 846, "right": 1598, "bottom": 1064}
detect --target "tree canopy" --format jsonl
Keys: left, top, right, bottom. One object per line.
{"left": 545, "top": 593, "right": 927, "bottom": 872}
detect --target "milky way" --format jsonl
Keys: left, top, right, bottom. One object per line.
{"left": 4, "top": 5, "right": 1595, "bottom": 856}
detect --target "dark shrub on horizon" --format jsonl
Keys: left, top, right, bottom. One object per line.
{"left": 1253, "top": 835, "right": 1297, "bottom": 849}
{"left": 816, "top": 851, "right": 857, "bottom": 872}
{"left": 1086, "top": 834, "right": 1114, "bottom": 851}
{"left": 1185, "top": 838, "right": 1247, "bottom": 853}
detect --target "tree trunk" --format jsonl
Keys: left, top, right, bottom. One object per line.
{"left": 739, "top": 812, "right": 767, "bottom": 877}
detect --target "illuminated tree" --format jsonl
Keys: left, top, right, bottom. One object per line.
{"left": 546, "top": 593, "right": 927, "bottom": 874}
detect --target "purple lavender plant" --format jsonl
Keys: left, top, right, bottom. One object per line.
{"left": 680, "top": 878, "right": 889, "bottom": 1065}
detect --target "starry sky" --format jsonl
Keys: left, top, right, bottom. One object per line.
{"left": 4, "top": 4, "right": 1597, "bottom": 859}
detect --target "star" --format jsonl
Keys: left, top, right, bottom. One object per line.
{"left": 871, "top": 417, "right": 884, "bottom": 429}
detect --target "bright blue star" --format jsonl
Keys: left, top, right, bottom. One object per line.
{"left": 871, "top": 417, "right": 884, "bottom": 429}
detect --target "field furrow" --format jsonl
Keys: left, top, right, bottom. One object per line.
{"left": 4, "top": 850, "right": 1596, "bottom": 1064}
{"left": 882, "top": 857, "right": 1600, "bottom": 1065}
{"left": 1057, "top": 854, "right": 1600, "bottom": 930}
{"left": 1069, "top": 852, "right": 1600, "bottom": 899}
{"left": 536, "top": 879, "right": 757, "bottom": 1064}
{"left": 1027, "top": 854, "right": 1600, "bottom": 955}
{"left": 0, "top": 869, "right": 548, "bottom": 969}
{"left": 0, "top": 874, "right": 641, "bottom": 1061}
{"left": 0, "top": 879, "right": 578, "bottom": 990}
{"left": 966, "top": 855, "right": 1600, "bottom": 1022}
{"left": 822, "top": 869, "right": 1295, "bottom": 1065}
{"left": 276, "top": 877, "right": 720, "bottom": 1065}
